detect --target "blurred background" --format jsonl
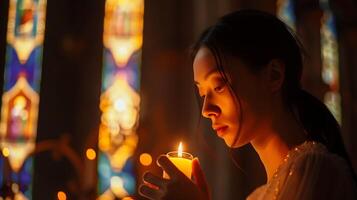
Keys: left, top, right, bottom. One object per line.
{"left": 0, "top": 0, "right": 356, "bottom": 199}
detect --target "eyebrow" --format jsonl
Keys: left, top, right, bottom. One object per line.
{"left": 194, "top": 68, "right": 220, "bottom": 85}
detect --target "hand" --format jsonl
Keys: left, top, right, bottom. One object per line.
{"left": 139, "top": 155, "right": 210, "bottom": 200}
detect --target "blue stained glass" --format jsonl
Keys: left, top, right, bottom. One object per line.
{"left": 98, "top": 1, "right": 144, "bottom": 198}
{"left": 326, "top": 14, "right": 337, "bottom": 37}
{"left": 121, "top": 170, "right": 135, "bottom": 194}
{"left": 98, "top": 153, "right": 136, "bottom": 195}
{"left": 0, "top": 158, "right": 3, "bottom": 184}
{"left": 98, "top": 153, "right": 111, "bottom": 194}
{"left": 102, "top": 49, "right": 141, "bottom": 91}
{"left": 7, "top": 157, "right": 32, "bottom": 199}
{"left": 4, "top": 46, "right": 43, "bottom": 92}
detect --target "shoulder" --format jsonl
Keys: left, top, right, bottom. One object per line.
{"left": 247, "top": 141, "right": 357, "bottom": 200}
{"left": 291, "top": 141, "right": 350, "bottom": 173}
{"left": 285, "top": 141, "right": 357, "bottom": 197}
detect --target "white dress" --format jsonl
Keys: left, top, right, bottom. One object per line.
{"left": 247, "top": 141, "right": 357, "bottom": 200}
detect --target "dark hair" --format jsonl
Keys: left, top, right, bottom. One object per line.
{"left": 191, "top": 9, "right": 356, "bottom": 181}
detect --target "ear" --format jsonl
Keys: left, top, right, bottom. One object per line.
{"left": 265, "top": 59, "right": 285, "bottom": 92}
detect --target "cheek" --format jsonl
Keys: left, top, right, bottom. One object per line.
{"left": 240, "top": 79, "right": 269, "bottom": 116}
{"left": 236, "top": 93, "right": 269, "bottom": 145}
{"left": 220, "top": 93, "right": 240, "bottom": 122}
{"left": 250, "top": 87, "right": 271, "bottom": 118}
{"left": 226, "top": 79, "right": 270, "bottom": 146}
{"left": 228, "top": 93, "right": 261, "bottom": 143}
{"left": 228, "top": 101, "right": 258, "bottom": 148}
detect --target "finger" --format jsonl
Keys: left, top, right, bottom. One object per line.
{"left": 143, "top": 171, "right": 169, "bottom": 189}
{"left": 139, "top": 184, "right": 163, "bottom": 200}
{"left": 192, "top": 158, "right": 209, "bottom": 194}
{"left": 157, "top": 155, "right": 183, "bottom": 179}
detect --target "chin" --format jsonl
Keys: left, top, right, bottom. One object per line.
{"left": 223, "top": 135, "right": 249, "bottom": 148}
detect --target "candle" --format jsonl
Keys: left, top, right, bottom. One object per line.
{"left": 163, "top": 142, "right": 193, "bottom": 179}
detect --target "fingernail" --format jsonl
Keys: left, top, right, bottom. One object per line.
{"left": 158, "top": 155, "right": 167, "bottom": 163}
{"left": 156, "top": 155, "right": 165, "bottom": 167}
{"left": 143, "top": 171, "right": 149, "bottom": 180}
{"left": 193, "top": 157, "right": 200, "bottom": 164}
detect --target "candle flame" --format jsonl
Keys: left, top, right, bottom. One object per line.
{"left": 178, "top": 142, "right": 183, "bottom": 157}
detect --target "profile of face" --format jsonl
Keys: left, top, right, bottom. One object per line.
{"left": 193, "top": 47, "right": 278, "bottom": 148}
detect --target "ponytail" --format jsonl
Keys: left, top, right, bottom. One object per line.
{"left": 292, "top": 89, "right": 357, "bottom": 182}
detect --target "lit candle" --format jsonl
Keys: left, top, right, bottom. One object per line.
{"left": 163, "top": 142, "right": 193, "bottom": 179}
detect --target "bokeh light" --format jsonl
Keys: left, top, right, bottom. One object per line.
{"left": 57, "top": 191, "right": 67, "bottom": 200}
{"left": 139, "top": 153, "right": 152, "bottom": 166}
{"left": 2, "top": 147, "right": 9, "bottom": 157}
{"left": 86, "top": 148, "right": 97, "bottom": 160}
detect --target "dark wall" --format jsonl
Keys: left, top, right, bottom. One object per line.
{"left": 32, "top": 0, "right": 104, "bottom": 199}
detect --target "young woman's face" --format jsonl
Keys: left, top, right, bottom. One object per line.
{"left": 193, "top": 47, "right": 271, "bottom": 148}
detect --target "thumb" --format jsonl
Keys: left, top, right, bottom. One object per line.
{"left": 192, "top": 158, "right": 209, "bottom": 194}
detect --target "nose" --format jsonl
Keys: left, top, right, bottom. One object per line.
{"left": 201, "top": 95, "right": 220, "bottom": 119}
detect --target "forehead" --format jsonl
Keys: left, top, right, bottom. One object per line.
{"left": 193, "top": 47, "right": 218, "bottom": 79}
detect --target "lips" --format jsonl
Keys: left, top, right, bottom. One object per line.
{"left": 213, "top": 125, "right": 228, "bottom": 137}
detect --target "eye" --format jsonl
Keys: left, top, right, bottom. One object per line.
{"left": 214, "top": 84, "right": 225, "bottom": 93}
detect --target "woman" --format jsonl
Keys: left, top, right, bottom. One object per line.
{"left": 139, "top": 10, "right": 357, "bottom": 200}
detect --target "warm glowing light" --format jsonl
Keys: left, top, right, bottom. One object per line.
{"left": 0, "top": 76, "right": 39, "bottom": 140}
{"left": 2, "top": 142, "right": 35, "bottom": 172}
{"left": 2, "top": 147, "right": 10, "bottom": 157}
{"left": 178, "top": 142, "right": 183, "bottom": 157}
{"left": 6, "top": 0, "right": 47, "bottom": 64}
{"left": 139, "top": 153, "right": 152, "bottom": 166}
{"left": 14, "top": 96, "right": 26, "bottom": 109}
{"left": 320, "top": 10, "right": 341, "bottom": 125}
{"left": 110, "top": 176, "right": 128, "bottom": 197}
{"left": 86, "top": 148, "right": 96, "bottom": 160}
{"left": 110, "top": 135, "right": 138, "bottom": 170}
{"left": 11, "top": 183, "right": 19, "bottom": 193}
{"left": 98, "top": 191, "right": 115, "bottom": 200}
{"left": 99, "top": 77, "right": 140, "bottom": 135}
{"left": 122, "top": 197, "right": 134, "bottom": 200}
{"left": 57, "top": 191, "right": 67, "bottom": 200}
{"left": 163, "top": 143, "right": 193, "bottom": 179}
{"left": 99, "top": 0, "right": 144, "bottom": 197}
{"left": 103, "top": 0, "right": 144, "bottom": 66}
{"left": 1, "top": 0, "right": 47, "bottom": 198}
{"left": 98, "top": 126, "right": 111, "bottom": 151}
{"left": 114, "top": 98, "right": 127, "bottom": 112}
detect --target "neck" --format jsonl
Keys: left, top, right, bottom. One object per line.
{"left": 250, "top": 104, "right": 306, "bottom": 182}
{"left": 251, "top": 135, "right": 289, "bottom": 181}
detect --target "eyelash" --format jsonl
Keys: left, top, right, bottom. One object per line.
{"left": 199, "top": 84, "right": 225, "bottom": 99}
{"left": 214, "top": 85, "right": 225, "bottom": 93}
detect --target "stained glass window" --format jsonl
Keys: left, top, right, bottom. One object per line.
{"left": 0, "top": 0, "right": 47, "bottom": 199}
{"left": 97, "top": 0, "right": 144, "bottom": 199}
{"left": 320, "top": 0, "right": 342, "bottom": 124}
